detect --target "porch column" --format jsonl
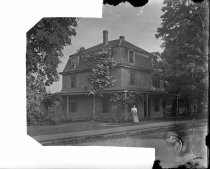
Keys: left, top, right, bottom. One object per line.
{"left": 176, "top": 95, "right": 179, "bottom": 116}
{"left": 67, "top": 95, "right": 69, "bottom": 120}
{"left": 146, "top": 93, "right": 149, "bottom": 117}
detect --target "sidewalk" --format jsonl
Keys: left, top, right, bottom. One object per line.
{"left": 31, "top": 118, "right": 207, "bottom": 145}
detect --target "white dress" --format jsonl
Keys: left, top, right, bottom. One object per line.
{"left": 131, "top": 107, "right": 139, "bottom": 123}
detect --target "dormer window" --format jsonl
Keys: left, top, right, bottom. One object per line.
{"left": 128, "top": 50, "right": 134, "bottom": 63}
{"left": 70, "top": 56, "right": 78, "bottom": 69}
{"left": 72, "top": 62, "right": 77, "bottom": 69}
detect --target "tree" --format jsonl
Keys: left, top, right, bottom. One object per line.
{"left": 26, "top": 74, "right": 46, "bottom": 125}
{"left": 150, "top": 52, "right": 162, "bottom": 69}
{"left": 155, "top": 0, "right": 208, "bottom": 114}
{"left": 111, "top": 91, "right": 138, "bottom": 121}
{"left": 26, "top": 18, "right": 78, "bottom": 123}
{"left": 78, "top": 48, "right": 116, "bottom": 120}
{"left": 42, "top": 93, "right": 62, "bottom": 119}
{"left": 27, "top": 17, "right": 78, "bottom": 87}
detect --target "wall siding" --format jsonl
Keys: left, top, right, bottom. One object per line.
{"left": 120, "top": 67, "right": 153, "bottom": 88}
{"left": 62, "top": 68, "right": 121, "bottom": 92}
{"left": 62, "top": 95, "right": 92, "bottom": 121}
{"left": 62, "top": 72, "right": 91, "bottom": 92}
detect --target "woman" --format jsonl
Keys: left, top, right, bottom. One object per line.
{"left": 131, "top": 105, "right": 139, "bottom": 123}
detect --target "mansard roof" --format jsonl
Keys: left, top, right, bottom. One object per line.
{"left": 69, "top": 38, "right": 153, "bottom": 58}
{"left": 61, "top": 34, "right": 156, "bottom": 74}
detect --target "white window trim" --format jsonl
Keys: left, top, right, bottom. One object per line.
{"left": 127, "top": 50, "right": 135, "bottom": 65}
{"left": 71, "top": 56, "right": 78, "bottom": 69}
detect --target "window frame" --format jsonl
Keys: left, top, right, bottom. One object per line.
{"left": 128, "top": 50, "right": 135, "bottom": 64}
{"left": 153, "top": 98, "right": 160, "bottom": 112}
{"left": 153, "top": 75, "right": 160, "bottom": 88}
{"left": 69, "top": 100, "right": 77, "bottom": 113}
{"left": 72, "top": 62, "right": 77, "bottom": 69}
{"left": 102, "top": 97, "right": 109, "bottom": 113}
{"left": 71, "top": 56, "right": 78, "bottom": 69}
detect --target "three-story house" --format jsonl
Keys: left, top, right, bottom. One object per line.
{"left": 59, "top": 30, "right": 177, "bottom": 121}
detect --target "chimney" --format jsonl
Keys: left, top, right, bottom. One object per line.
{"left": 103, "top": 30, "right": 108, "bottom": 46}
{"left": 119, "top": 36, "right": 125, "bottom": 40}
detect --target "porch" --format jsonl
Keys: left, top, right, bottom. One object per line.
{"left": 60, "top": 90, "right": 179, "bottom": 122}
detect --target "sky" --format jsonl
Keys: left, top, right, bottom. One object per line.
{"left": 48, "top": 1, "right": 164, "bottom": 93}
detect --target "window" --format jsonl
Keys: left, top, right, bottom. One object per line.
{"left": 153, "top": 75, "right": 160, "bottom": 88}
{"left": 154, "top": 99, "right": 160, "bottom": 112}
{"left": 102, "top": 98, "right": 109, "bottom": 113}
{"left": 71, "top": 74, "right": 76, "bottom": 88}
{"left": 69, "top": 100, "right": 77, "bottom": 113}
{"left": 128, "top": 50, "right": 134, "bottom": 63}
{"left": 71, "top": 56, "right": 78, "bottom": 69}
{"left": 130, "top": 69, "right": 135, "bottom": 85}
{"left": 72, "top": 62, "right": 77, "bottom": 69}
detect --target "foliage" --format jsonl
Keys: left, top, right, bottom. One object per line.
{"left": 76, "top": 47, "right": 86, "bottom": 54}
{"left": 150, "top": 52, "right": 163, "bottom": 70}
{"left": 77, "top": 47, "right": 116, "bottom": 95}
{"left": 26, "top": 18, "right": 78, "bottom": 123}
{"left": 42, "top": 93, "right": 62, "bottom": 118}
{"left": 111, "top": 91, "right": 141, "bottom": 121}
{"left": 27, "top": 75, "right": 63, "bottom": 125}
{"left": 42, "top": 93, "right": 62, "bottom": 109}
{"left": 83, "top": 49, "right": 116, "bottom": 96}
{"left": 77, "top": 48, "right": 116, "bottom": 120}
{"left": 155, "top": 0, "right": 208, "bottom": 112}
{"left": 26, "top": 74, "right": 46, "bottom": 125}
{"left": 111, "top": 91, "right": 138, "bottom": 106}
{"left": 27, "top": 17, "right": 78, "bottom": 87}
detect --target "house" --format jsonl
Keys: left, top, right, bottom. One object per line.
{"left": 59, "top": 30, "right": 178, "bottom": 122}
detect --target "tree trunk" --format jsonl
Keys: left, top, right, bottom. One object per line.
{"left": 45, "top": 106, "right": 49, "bottom": 120}
{"left": 122, "top": 104, "right": 125, "bottom": 121}
{"left": 124, "top": 103, "right": 130, "bottom": 122}
{"left": 91, "top": 94, "right": 96, "bottom": 121}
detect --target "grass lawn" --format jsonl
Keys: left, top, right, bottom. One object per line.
{"left": 27, "top": 116, "right": 199, "bottom": 137}
{"left": 27, "top": 121, "right": 131, "bottom": 136}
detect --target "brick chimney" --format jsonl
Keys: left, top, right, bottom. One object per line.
{"left": 103, "top": 30, "right": 108, "bottom": 46}
{"left": 119, "top": 36, "right": 125, "bottom": 40}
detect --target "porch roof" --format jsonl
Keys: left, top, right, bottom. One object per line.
{"left": 59, "top": 87, "right": 178, "bottom": 96}
{"left": 59, "top": 91, "right": 89, "bottom": 96}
